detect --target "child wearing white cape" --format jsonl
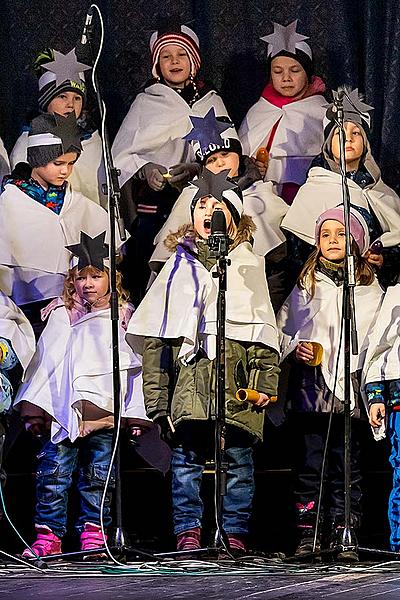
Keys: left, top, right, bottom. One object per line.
{"left": 127, "top": 170, "right": 280, "bottom": 553}
{"left": 363, "top": 284, "right": 400, "bottom": 552}
{"left": 15, "top": 232, "right": 155, "bottom": 559}
{"left": 277, "top": 206, "right": 383, "bottom": 559}
{"left": 10, "top": 47, "right": 107, "bottom": 208}
{"left": 238, "top": 20, "right": 326, "bottom": 204}
{"left": 0, "top": 292, "right": 35, "bottom": 495}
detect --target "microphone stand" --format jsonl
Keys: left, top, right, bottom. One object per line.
{"left": 293, "top": 94, "right": 398, "bottom": 564}
{"left": 73, "top": 4, "right": 153, "bottom": 562}
{"left": 335, "top": 92, "right": 359, "bottom": 553}
{"left": 209, "top": 218, "right": 230, "bottom": 551}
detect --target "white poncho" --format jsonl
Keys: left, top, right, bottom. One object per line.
{"left": 112, "top": 83, "right": 230, "bottom": 186}
{"left": 14, "top": 303, "right": 147, "bottom": 444}
{"left": 127, "top": 241, "right": 279, "bottom": 363}
{"left": 277, "top": 272, "right": 384, "bottom": 408}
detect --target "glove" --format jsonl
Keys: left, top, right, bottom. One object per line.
{"left": 140, "top": 162, "right": 168, "bottom": 191}
{"left": 154, "top": 415, "right": 176, "bottom": 447}
{"left": 168, "top": 162, "right": 201, "bottom": 190}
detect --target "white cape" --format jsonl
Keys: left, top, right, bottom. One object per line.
{"left": 0, "top": 183, "right": 125, "bottom": 305}
{"left": 0, "top": 137, "right": 9, "bottom": 182}
{"left": 277, "top": 273, "right": 384, "bottom": 408}
{"left": 112, "top": 83, "right": 230, "bottom": 186}
{"left": 239, "top": 95, "right": 326, "bottom": 185}
{"left": 150, "top": 180, "right": 288, "bottom": 267}
{"left": 127, "top": 241, "right": 279, "bottom": 363}
{"left": 10, "top": 130, "right": 107, "bottom": 208}
{"left": 14, "top": 304, "right": 147, "bottom": 443}
{"left": 0, "top": 291, "right": 35, "bottom": 372}
{"left": 281, "top": 167, "right": 400, "bottom": 248}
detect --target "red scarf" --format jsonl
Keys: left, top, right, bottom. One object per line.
{"left": 261, "top": 76, "right": 326, "bottom": 108}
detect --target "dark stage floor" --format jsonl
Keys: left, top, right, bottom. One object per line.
{"left": 2, "top": 557, "right": 400, "bottom": 600}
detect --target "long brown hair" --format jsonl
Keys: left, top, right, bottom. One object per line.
{"left": 62, "top": 265, "right": 129, "bottom": 309}
{"left": 298, "top": 240, "right": 375, "bottom": 298}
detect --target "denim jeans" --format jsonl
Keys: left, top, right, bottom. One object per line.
{"left": 34, "top": 431, "right": 114, "bottom": 538}
{"left": 171, "top": 444, "right": 254, "bottom": 535}
{"left": 388, "top": 411, "right": 400, "bottom": 550}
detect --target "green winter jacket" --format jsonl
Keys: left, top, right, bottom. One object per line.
{"left": 142, "top": 218, "right": 280, "bottom": 442}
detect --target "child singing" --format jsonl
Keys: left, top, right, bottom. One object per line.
{"left": 127, "top": 169, "right": 280, "bottom": 553}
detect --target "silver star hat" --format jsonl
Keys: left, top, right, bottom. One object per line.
{"left": 324, "top": 87, "right": 374, "bottom": 136}
{"left": 261, "top": 20, "right": 313, "bottom": 80}
{"left": 27, "top": 112, "right": 83, "bottom": 168}
{"left": 34, "top": 48, "right": 91, "bottom": 112}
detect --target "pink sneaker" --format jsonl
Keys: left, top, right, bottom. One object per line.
{"left": 176, "top": 527, "right": 201, "bottom": 551}
{"left": 80, "top": 523, "right": 107, "bottom": 560}
{"left": 22, "top": 525, "right": 62, "bottom": 558}
{"left": 227, "top": 533, "right": 247, "bottom": 553}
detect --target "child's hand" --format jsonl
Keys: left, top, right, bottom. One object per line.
{"left": 365, "top": 251, "right": 384, "bottom": 269}
{"left": 369, "top": 403, "right": 386, "bottom": 427}
{"left": 296, "top": 342, "right": 315, "bottom": 363}
{"left": 253, "top": 392, "right": 271, "bottom": 408}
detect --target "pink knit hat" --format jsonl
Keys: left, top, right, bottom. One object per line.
{"left": 315, "top": 206, "right": 370, "bottom": 254}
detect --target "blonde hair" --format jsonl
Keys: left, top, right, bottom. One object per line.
{"left": 63, "top": 265, "right": 129, "bottom": 309}
{"left": 298, "top": 240, "right": 375, "bottom": 298}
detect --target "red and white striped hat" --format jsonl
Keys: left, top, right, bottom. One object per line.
{"left": 149, "top": 25, "right": 201, "bottom": 78}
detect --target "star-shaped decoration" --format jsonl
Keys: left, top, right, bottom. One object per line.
{"left": 326, "top": 88, "right": 374, "bottom": 126}
{"left": 66, "top": 231, "right": 109, "bottom": 271}
{"left": 191, "top": 168, "right": 238, "bottom": 204}
{"left": 52, "top": 112, "right": 82, "bottom": 154}
{"left": 43, "top": 49, "right": 91, "bottom": 87}
{"left": 261, "top": 20, "right": 309, "bottom": 57}
{"left": 183, "top": 107, "right": 233, "bottom": 154}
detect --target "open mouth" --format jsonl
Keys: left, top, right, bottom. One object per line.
{"left": 203, "top": 219, "right": 211, "bottom": 233}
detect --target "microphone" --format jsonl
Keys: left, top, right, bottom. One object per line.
{"left": 207, "top": 209, "right": 229, "bottom": 256}
{"left": 80, "top": 6, "right": 94, "bottom": 46}
{"left": 75, "top": 6, "right": 94, "bottom": 63}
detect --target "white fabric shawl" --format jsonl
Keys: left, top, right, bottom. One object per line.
{"left": 10, "top": 130, "right": 107, "bottom": 208}
{"left": 0, "top": 183, "right": 125, "bottom": 305}
{"left": 0, "top": 137, "right": 9, "bottom": 182}
{"left": 281, "top": 167, "right": 400, "bottom": 248}
{"left": 127, "top": 241, "right": 279, "bottom": 363}
{"left": 239, "top": 95, "right": 326, "bottom": 185}
{"left": 149, "top": 180, "right": 288, "bottom": 267}
{"left": 363, "top": 283, "right": 400, "bottom": 385}
{"left": 14, "top": 304, "right": 147, "bottom": 443}
{"left": 277, "top": 273, "right": 384, "bottom": 408}
{"left": 0, "top": 291, "right": 35, "bottom": 372}
{"left": 112, "top": 83, "right": 230, "bottom": 186}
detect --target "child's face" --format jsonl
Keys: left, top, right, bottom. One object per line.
{"left": 74, "top": 267, "right": 109, "bottom": 304}
{"left": 331, "top": 121, "right": 364, "bottom": 170}
{"left": 204, "top": 151, "right": 240, "bottom": 177}
{"left": 47, "top": 91, "right": 83, "bottom": 118}
{"left": 193, "top": 195, "right": 235, "bottom": 239}
{"left": 319, "top": 219, "right": 346, "bottom": 261}
{"left": 270, "top": 56, "right": 308, "bottom": 98}
{"left": 158, "top": 44, "right": 191, "bottom": 87}
{"left": 31, "top": 151, "right": 78, "bottom": 189}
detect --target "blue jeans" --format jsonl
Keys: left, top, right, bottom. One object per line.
{"left": 34, "top": 431, "right": 115, "bottom": 538}
{"left": 388, "top": 411, "right": 400, "bottom": 550}
{"left": 171, "top": 444, "right": 254, "bottom": 535}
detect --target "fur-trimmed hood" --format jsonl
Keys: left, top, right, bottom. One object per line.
{"left": 164, "top": 213, "right": 256, "bottom": 254}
